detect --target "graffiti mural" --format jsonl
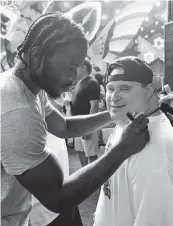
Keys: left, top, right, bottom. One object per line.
{"left": 0, "top": 0, "right": 168, "bottom": 90}
{"left": 1, "top": 0, "right": 49, "bottom": 69}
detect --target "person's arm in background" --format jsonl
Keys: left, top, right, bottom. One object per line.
{"left": 89, "top": 100, "right": 99, "bottom": 114}
{"left": 159, "top": 92, "right": 173, "bottom": 107}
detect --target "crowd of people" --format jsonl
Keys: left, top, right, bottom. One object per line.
{"left": 1, "top": 12, "right": 173, "bottom": 226}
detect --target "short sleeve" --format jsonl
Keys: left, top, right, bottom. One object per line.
{"left": 86, "top": 79, "right": 100, "bottom": 101}
{"left": 1, "top": 107, "right": 50, "bottom": 175}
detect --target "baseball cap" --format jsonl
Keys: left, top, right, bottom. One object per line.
{"left": 106, "top": 56, "right": 153, "bottom": 84}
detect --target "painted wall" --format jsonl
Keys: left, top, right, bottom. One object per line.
{"left": 0, "top": 0, "right": 168, "bottom": 89}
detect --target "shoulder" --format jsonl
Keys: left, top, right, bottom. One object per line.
{"left": 86, "top": 77, "right": 100, "bottom": 89}
{"left": 1, "top": 107, "right": 47, "bottom": 156}
{"left": 1, "top": 71, "right": 41, "bottom": 115}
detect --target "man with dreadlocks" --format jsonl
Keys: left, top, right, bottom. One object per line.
{"left": 1, "top": 13, "right": 150, "bottom": 226}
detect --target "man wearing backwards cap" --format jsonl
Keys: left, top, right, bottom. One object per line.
{"left": 94, "top": 56, "right": 173, "bottom": 226}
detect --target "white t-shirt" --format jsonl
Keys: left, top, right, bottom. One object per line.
{"left": 94, "top": 114, "right": 173, "bottom": 226}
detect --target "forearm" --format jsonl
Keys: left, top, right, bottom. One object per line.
{"left": 65, "top": 110, "right": 112, "bottom": 137}
{"left": 51, "top": 143, "right": 124, "bottom": 213}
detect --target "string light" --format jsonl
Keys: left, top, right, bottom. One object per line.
{"left": 151, "top": 30, "right": 155, "bottom": 33}
{"left": 155, "top": 21, "right": 159, "bottom": 25}
{"left": 102, "top": 14, "right": 108, "bottom": 21}
{"left": 135, "top": 39, "right": 138, "bottom": 44}
{"left": 63, "top": 2, "right": 70, "bottom": 8}
{"left": 154, "top": 37, "right": 164, "bottom": 49}
{"left": 144, "top": 52, "right": 155, "bottom": 64}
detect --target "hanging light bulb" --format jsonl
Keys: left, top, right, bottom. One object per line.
{"left": 155, "top": 1, "right": 161, "bottom": 7}
{"left": 144, "top": 52, "right": 155, "bottom": 64}
{"left": 63, "top": 2, "right": 71, "bottom": 9}
{"left": 116, "top": 9, "right": 120, "bottom": 14}
{"left": 102, "top": 14, "right": 108, "bottom": 21}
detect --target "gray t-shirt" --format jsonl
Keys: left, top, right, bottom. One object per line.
{"left": 1, "top": 70, "right": 53, "bottom": 226}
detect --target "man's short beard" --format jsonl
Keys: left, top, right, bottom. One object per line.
{"left": 32, "top": 73, "right": 61, "bottom": 99}
{"left": 30, "top": 57, "right": 60, "bottom": 99}
{"left": 47, "top": 89, "right": 61, "bottom": 99}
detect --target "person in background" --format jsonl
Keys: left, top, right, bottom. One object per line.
{"left": 71, "top": 59, "right": 100, "bottom": 167}
{"left": 94, "top": 56, "right": 173, "bottom": 226}
{"left": 94, "top": 72, "right": 107, "bottom": 148}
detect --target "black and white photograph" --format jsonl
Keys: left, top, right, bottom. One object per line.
{"left": 1, "top": 1, "right": 173, "bottom": 226}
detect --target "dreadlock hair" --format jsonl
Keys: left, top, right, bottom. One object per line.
{"left": 17, "top": 12, "right": 88, "bottom": 69}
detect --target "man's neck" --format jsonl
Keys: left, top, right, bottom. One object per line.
{"left": 144, "top": 96, "right": 161, "bottom": 117}
{"left": 12, "top": 60, "right": 41, "bottom": 96}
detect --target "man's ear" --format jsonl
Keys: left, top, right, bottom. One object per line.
{"left": 146, "top": 83, "right": 155, "bottom": 99}
{"left": 30, "top": 46, "right": 44, "bottom": 71}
